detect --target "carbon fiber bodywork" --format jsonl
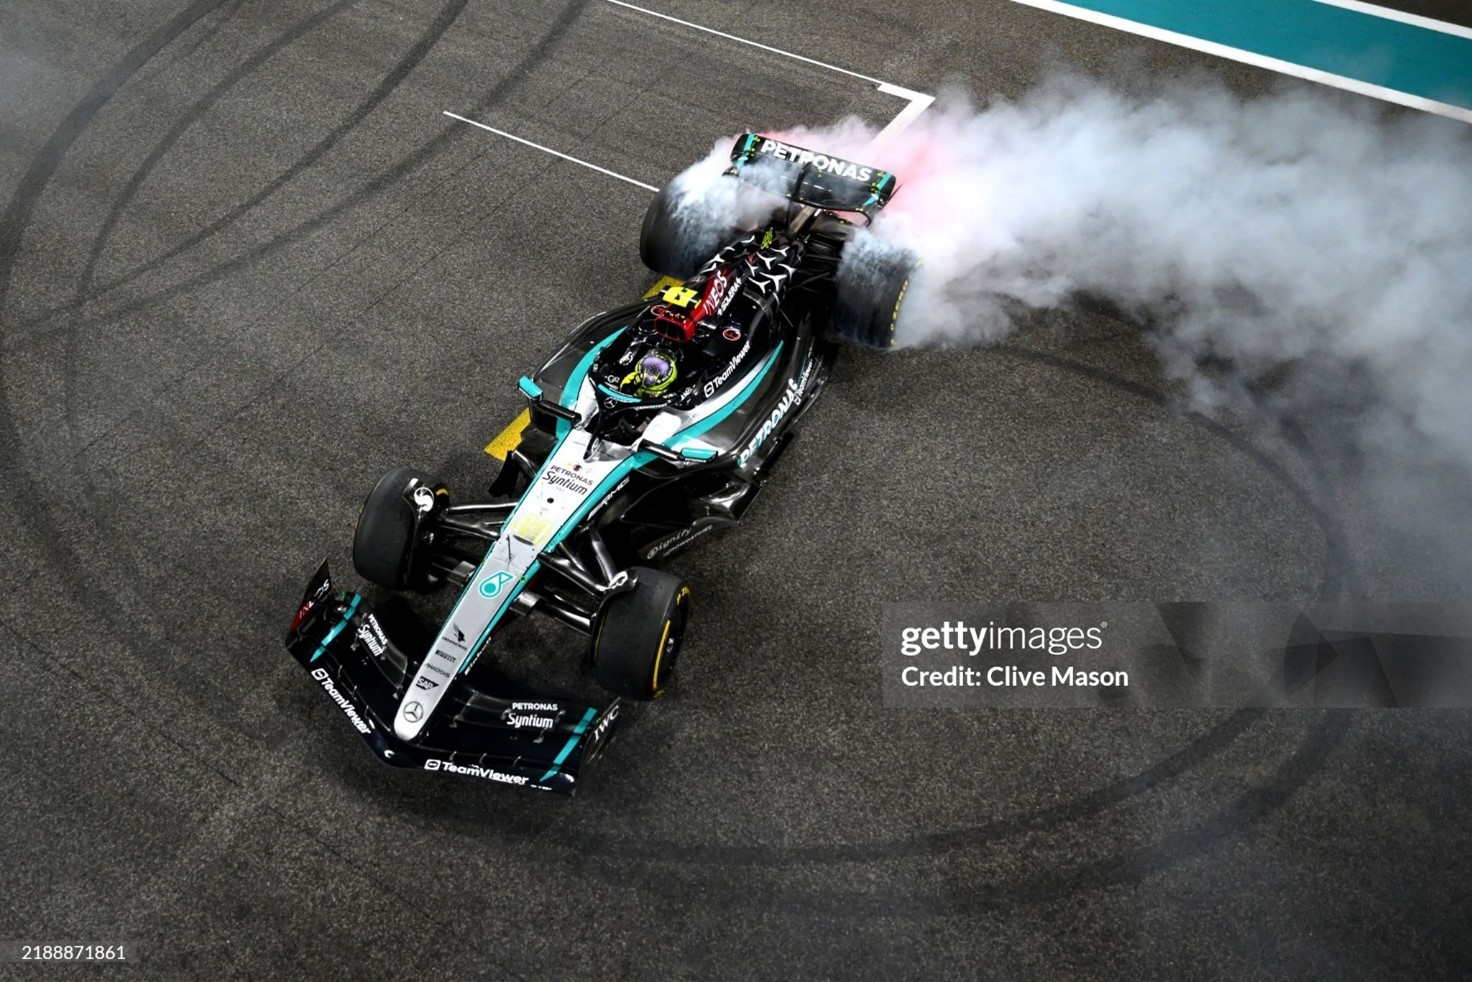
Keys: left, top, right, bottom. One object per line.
{"left": 286, "top": 563, "right": 619, "bottom": 796}
{"left": 284, "top": 134, "right": 895, "bottom": 795}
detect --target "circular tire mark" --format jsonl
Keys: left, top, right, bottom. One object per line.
{"left": 0, "top": 0, "right": 232, "bottom": 626}
{"left": 10, "top": 0, "right": 589, "bottom": 342}
{"left": 359, "top": 350, "right": 1354, "bottom": 915}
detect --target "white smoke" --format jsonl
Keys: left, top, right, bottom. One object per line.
{"left": 666, "top": 74, "right": 1472, "bottom": 487}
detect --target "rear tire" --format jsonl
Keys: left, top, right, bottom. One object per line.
{"left": 833, "top": 245, "right": 920, "bottom": 348}
{"left": 640, "top": 183, "right": 737, "bottom": 280}
{"left": 352, "top": 466, "right": 443, "bottom": 590}
{"left": 590, "top": 568, "right": 691, "bottom": 700}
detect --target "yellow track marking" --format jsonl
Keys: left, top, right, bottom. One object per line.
{"left": 483, "top": 408, "right": 531, "bottom": 459}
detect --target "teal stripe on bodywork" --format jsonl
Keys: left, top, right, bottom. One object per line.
{"left": 1039, "top": 0, "right": 1472, "bottom": 108}
{"left": 597, "top": 383, "right": 641, "bottom": 403}
{"left": 445, "top": 336, "right": 779, "bottom": 683}
{"left": 557, "top": 329, "right": 626, "bottom": 437}
{"left": 543, "top": 449, "right": 658, "bottom": 552}
{"left": 665, "top": 343, "right": 786, "bottom": 449}
{"left": 455, "top": 445, "right": 656, "bottom": 672}
{"left": 449, "top": 378, "right": 656, "bottom": 675}
{"left": 563, "top": 330, "right": 625, "bottom": 409}
{"left": 540, "top": 706, "right": 599, "bottom": 782}
{"left": 457, "top": 560, "right": 541, "bottom": 676}
{"left": 311, "top": 593, "right": 361, "bottom": 663}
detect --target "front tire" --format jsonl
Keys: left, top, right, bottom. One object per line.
{"left": 352, "top": 466, "right": 443, "bottom": 591}
{"left": 590, "top": 568, "right": 691, "bottom": 700}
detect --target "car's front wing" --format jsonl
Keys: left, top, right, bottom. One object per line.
{"left": 284, "top": 561, "right": 620, "bottom": 796}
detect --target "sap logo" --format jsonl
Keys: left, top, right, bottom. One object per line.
{"left": 478, "top": 571, "right": 514, "bottom": 598}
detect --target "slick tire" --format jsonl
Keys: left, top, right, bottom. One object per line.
{"left": 640, "top": 182, "right": 736, "bottom": 281}
{"left": 832, "top": 245, "right": 920, "bottom": 349}
{"left": 352, "top": 466, "right": 442, "bottom": 591}
{"left": 590, "top": 568, "right": 691, "bottom": 700}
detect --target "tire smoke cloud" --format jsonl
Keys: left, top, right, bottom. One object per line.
{"left": 666, "top": 75, "right": 1472, "bottom": 502}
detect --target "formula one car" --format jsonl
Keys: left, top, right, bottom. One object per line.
{"left": 285, "top": 133, "right": 916, "bottom": 794}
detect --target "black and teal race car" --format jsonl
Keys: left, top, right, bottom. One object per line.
{"left": 285, "top": 133, "right": 917, "bottom": 794}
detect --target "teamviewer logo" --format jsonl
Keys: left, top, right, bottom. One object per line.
{"left": 478, "top": 571, "right": 514, "bottom": 598}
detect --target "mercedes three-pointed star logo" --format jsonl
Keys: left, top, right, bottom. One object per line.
{"left": 403, "top": 701, "right": 424, "bottom": 723}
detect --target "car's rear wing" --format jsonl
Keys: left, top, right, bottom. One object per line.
{"left": 725, "top": 133, "right": 897, "bottom": 218}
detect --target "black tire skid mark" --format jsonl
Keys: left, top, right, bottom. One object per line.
{"left": 1254, "top": 410, "right": 1367, "bottom": 601}
{"left": 369, "top": 709, "right": 1349, "bottom": 918}
{"left": 0, "top": 0, "right": 591, "bottom": 752}
{"left": 158, "top": 0, "right": 250, "bottom": 71}
{"left": 26, "top": 0, "right": 487, "bottom": 778}
{"left": 12, "top": 0, "right": 585, "bottom": 341}
{"left": 22, "top": 1, "right": 592, "bottom": 670}
{"left": 74, "top": 0, "right": 361, "bottom": 308}
{"left": 993, "top": 346, "right": 1363, "bottom": 603}
{"left": 1044, "top": 295, "right": 1365, "bottom": 601}
{"left": 38, "top": 1, "right": 586, "bottom": 625}
{"left": 365, "top": 355, "right": 1354, "bottom": 911}
{"left": 84, "top": 0, "right": 472, "bottom": 300}
{"left": 0, "top": 611, "right": 527, "bottom": 982}
{"left": 412, "top": 707, "right": 1268, "bottom": 867}
{"left": 730, "top": 712, "right": 1350, "bottom": 918}
{"left": 919, "top": 710, "right": 1352, "bottom": 917}
{"left": 9, "top": 0, "right": 582, "bottom": 342}
{"left": 0, "top": 0, "right": 233, "bottom": 634}
{"left": 59, "top": 0, "right": 362, "bottom": 522}
{"left": 27, "top": 0, "right": 467, "bottom": 689}
{"left": 0, "top": 6, "right": 566, "bottom": 970}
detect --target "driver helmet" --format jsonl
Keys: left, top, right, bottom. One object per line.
{"left": 626, "top": 347, "right": 678, "bottom": 396}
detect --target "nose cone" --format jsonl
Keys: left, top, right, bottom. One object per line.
{"left": 394, "top": 699, "right": 428, "bottom": 741}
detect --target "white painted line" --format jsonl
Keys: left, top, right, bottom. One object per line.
{"left": 447, "top": 6, "right": 940, "bottom": 195}
{"left": 601, "top": 1, "right": 935, "bottom": 144}
{"left": 602, "top": 0, "right": 886, "bottom": 85}
{"left": 1005, "top": 0, "right": 1472, "bottom": 124}
{"left": 442, "top": 111, "right": 659, "bottom": 191}
{"left": 874, "top": 83, "right": 937, "bottom": 143}
{"left": 1309, "top": 0, "right": 1472, "bottom": 41}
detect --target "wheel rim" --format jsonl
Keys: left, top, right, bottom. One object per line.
{"left": 651, "top": 589, "right": 690, "bottom": 697}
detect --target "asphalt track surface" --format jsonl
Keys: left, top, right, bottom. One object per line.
{"left": 2, "top": 1, "right": 1470, "bottom": 978}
